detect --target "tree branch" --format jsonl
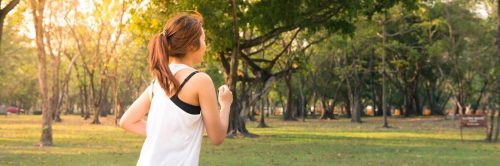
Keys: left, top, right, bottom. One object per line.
{"left": 267, "top": 28, "right": 301, "bottom": 69}
{"left": 0, "top": 0, "right": 20, "bottom": 15}
{"left": 247, "top": 38, "right": 278, "bottom": 56}
{"left": 240, "top": 3, "right": 341, "bottom": 49}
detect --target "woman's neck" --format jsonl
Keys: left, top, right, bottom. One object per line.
{"left": 169, "top": 57, "right": 193, "bottom": 66}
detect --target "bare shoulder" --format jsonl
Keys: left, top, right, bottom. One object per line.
{"left": 188, "top": 72, "right": 214, "bottom": 93}
{"left": 191, "top": 72, "right": 214, "bottom": 86}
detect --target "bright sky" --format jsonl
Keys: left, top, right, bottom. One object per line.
{"left": 22, "top": 0, "right": 94, "bottom": 39}
{"left": 21, "top": 0, "right": 135, "bottom": 40}
{"left": 475, "top": 2, "right": 490, "bottom": 19}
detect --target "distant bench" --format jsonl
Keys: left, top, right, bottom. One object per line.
{"left": 460, "top": 115, "right": 487, "bottom": 141}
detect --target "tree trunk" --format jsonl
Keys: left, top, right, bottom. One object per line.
{"left": 284, "top": 72, "right": 296, "bottom": 121}
{"left": 92, "top": 108, "right": 102, "bottom": 124}
{"left": 257, "top": 98, "right": 268, "bottom": 128}
{"left": 0, "top": 16, "right": 4, "bottom": 54}
{"left": 413, "top": 92, "right": 420, "bottom": 115}
{"left": 412, "top": 82, "right": 422, "bottom": 116}
{"left": 320, "top": 97, "right": 334, "bottom": 120}
{"left": 299, "top": 77, "right": 306, "bottom": 122}
{"left": 79, "top": 86, "right": 85, "bottom": 117}
{"left": 344, "top": 92, "right": 351, "bottom": 118}
{"left": 113, "top": 91, "right": 122, "bottom": 126}
{"left": 226, "top": 0, "right": 256, "bottom": 138}
{"left": 242, "top": 80, "right": 256, "bottom": 122}
{"left": 472, "top": 81, "right": 488, "bottom": 113}
{"left": 83, "top": 85, "right": 91, "bottom": 120}
{"left": 75, "top": 64, "right": 91, "bottom": 120}
{"left": 248, "top": 105, "right": 257, "bottom": 121}
{"left": 350, "top": 90, "right": 362, "bottom": 123}
{"left": 486, "top": 109, "right": 495, "bottom": 141}
{"left": 345, "top": 74, "right": 362, "bottom": 123}
{"left": 112, "top": 52, "right": 122, "bottom": 125}
{"left": 491, "top": 0, "right": 500, "bottom": 142}
{"left": 92, "top": 88, "right": 109, "bottom": 124}
{"left": 493, "top": 105, "right": 500, "bottom": 142}
{"left": 51, "top": 51, "right": 62, "bottom": 122}
{"left": 404, "top": 88, "right": 412, "bottom": 116}
{"left": 91, "top": 77, "right": 110, "bottom": 124}
{"left": 266, "top": 97, "right": 271, "bottom": 118}
{"left": 294, "top": 101, "right": 301, "bottom": 117}
{"left": 311, "top": 94, "right": 317, "bottom": 119}
{"left": 30, "top": 0, "right": 52, "bottom": 147}
{"left": 381, "top": 13, "right": 388, "bottom": 127}
{"left": 494, "top": 110, "right": 499, "bottom": 142}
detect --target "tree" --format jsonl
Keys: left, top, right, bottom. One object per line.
{"left": 0, "top": 2, "right": 37, "bottom": 110}
{"left": 0, "top": 0, "right": 20, "bottom": 54}
{"left": 131, "top": 0, "right": 416, "bottom": 136}
{"left": 29, "top": 0, "right": 51, "bottom": 147}
{"left": 493, "top": 0, "right": 500, "bottom": 142}
{"left": 219, "top": 0, "right": 417, "bottom": 134}
{"left": 485, "top": 0, "right": 500, "bottom": 142}
{"left": 64, "top": 0, "right": 128, "bottom": 124}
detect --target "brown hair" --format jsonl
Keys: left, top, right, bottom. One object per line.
{"left": 148, "top": 11, "right": 204, "bottom": 95}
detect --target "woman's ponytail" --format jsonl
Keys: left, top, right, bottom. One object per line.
{"left": 148, "top": 34, "right": 179, "bottom": 95}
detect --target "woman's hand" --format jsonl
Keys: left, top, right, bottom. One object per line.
{"left": 217, "top": 85, "right": 233, "bottom": 109}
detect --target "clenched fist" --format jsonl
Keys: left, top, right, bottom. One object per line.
{"left": 218, "top": 85, "right": 233, "bottom": 109}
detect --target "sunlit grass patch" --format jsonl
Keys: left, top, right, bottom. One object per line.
{"left": 0, "top": 115, "right": 498, "bottom": 166}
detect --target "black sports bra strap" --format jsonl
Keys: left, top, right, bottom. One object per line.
{"left": 174, "top": 71, "right": 199, "bottom": 96}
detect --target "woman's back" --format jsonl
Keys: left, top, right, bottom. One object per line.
{"left": 137, "top": 64, "right": 204, "bottom": 166}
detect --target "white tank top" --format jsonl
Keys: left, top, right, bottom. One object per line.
{"left": 137, "top": 64, "right": 204, "bottom": 166}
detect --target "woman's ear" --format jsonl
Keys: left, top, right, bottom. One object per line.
{"left": 188, "top": 45, "right": 197, "bottom": 52}
{"left": 188, "top": 44, "right": 200, "bottom": 53}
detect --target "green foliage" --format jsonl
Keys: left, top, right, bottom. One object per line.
{"left": 0, "top": 4, "right": 38, "bottom": 107}
{"left": 0, "top": 0, "right": 495, "bottom": 119}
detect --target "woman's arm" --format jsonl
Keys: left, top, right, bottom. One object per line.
{"left": 196, "top": 73, "right": 232, "bottom": 145}
{"left": 119, "top": 86, "right": 152, "bottom": 136}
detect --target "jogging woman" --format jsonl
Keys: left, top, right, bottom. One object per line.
{"left": 119, "top": 11, "right": 233, "bottom": 166}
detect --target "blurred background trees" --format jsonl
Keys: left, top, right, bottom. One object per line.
{"left": 0, "top": 0, "right": 498, "bottom": 145}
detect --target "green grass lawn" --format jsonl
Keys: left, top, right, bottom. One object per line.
{"left": 1, "top": 115, "right": 499, "bottom": 166}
